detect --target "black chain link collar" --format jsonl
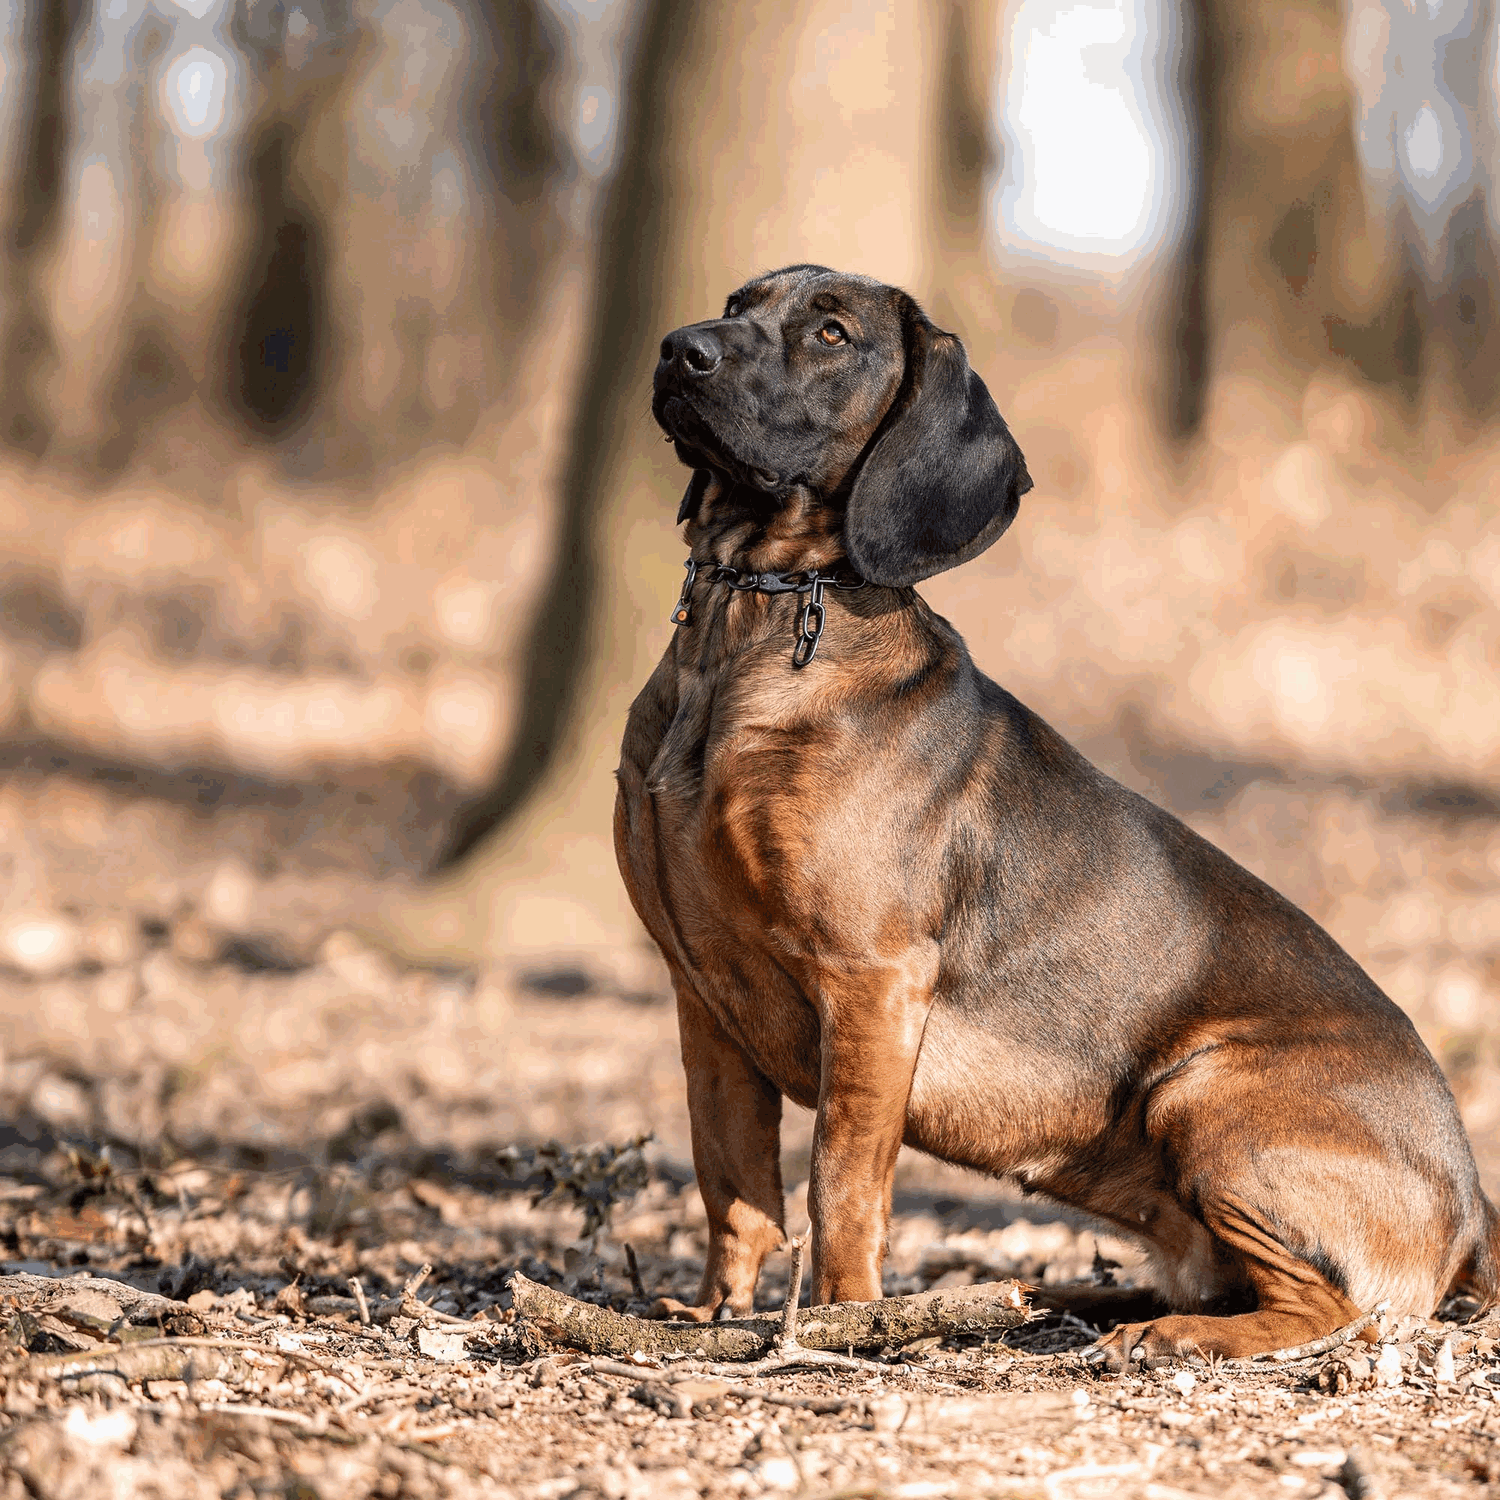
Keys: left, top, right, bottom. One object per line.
{"left": 669, "top": 558, "right": 866, "bottom": 667}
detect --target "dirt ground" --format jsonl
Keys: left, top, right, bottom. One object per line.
{"left": 1, "top": 753, "right": 1499, "bottom": 1499}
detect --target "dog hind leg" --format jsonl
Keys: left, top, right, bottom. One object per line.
{"left": 1092, "top": 1187, "right": 1366, "bottom": 1367}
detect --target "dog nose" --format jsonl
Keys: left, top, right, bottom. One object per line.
{"left": 660, "top": 327, "right": 723, "bottom": 376}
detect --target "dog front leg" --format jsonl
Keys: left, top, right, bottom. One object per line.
{"left": 808, "top": 946, "right": 938, "bottom": 1306}
{"left": 657, "top": 978, "right": 786, "bottom": 1322}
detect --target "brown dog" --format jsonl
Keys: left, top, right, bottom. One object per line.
{"left": 613, "top": 265, "right": 1499, "bottom": 1366}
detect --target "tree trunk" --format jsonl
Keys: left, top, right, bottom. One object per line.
{"left": 417, "top": 0, "right": 955, "bottom": 956}
{"left": 1163, "top": 0, "right": 1500, "bottom": 437}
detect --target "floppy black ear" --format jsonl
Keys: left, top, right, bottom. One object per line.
{"left": 677, "top": 469, "right": 712, "bottom": 524}
{"left": 843, "top": 317, "right": 1031, "bottom": 587}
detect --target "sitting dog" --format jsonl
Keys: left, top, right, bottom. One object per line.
{"left": 612, "top": 264, "right": 1499, "bottom": 1365}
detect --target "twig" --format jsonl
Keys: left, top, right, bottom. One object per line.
{"left": 337, "top": 1382, "right": 425, "bottom": 1413}
{"left": 779, "top": 1236, "right": 805, "bottom": 1350}
{"left": 1223, "top": 1304, "right": 1388, "bottom": 1368}
{"left": 719, "top": 1237, "right": 883, "bottom": 1375}
{"left": 304, "top": 1262, "right": 475, "bottom": 1330}
{"left": 587, "top": 1358, "right": 666, "bottom": 1380}
{"left": 348, "top": 1278, "right": 371, "bottom": 1327}
{"left": 387, "top": 1262, "right": 472, "bottom": 1328}
{"left": 729, "top": 1387, "right": 859, "bottom": 1413}
{"left": 398, "top": 1262, "right": 435, "bottom": 1320}
{"left": 584, "top": 1356, "right": 861, "bottom": 1410}
{"left": 204, "top": 1404, "right": 318, "bottom": 1427}
{"left": 305, "top": 1291, "right": 472, "bottom": 1327}
{"left": 624, "top": 1243, "right": 647, "bottom": 1301}
{"left": 411, "top": 1305, "right": 475, "bottom": 1328}
{"left": 129, "top": 1335, "right": 341, "bottom": 1365}
{"left": 404, "top": 1423, "right": 460, "bottom": 1443}
{"left": 30, "top": 1342, "right": 252, "bottom": 1385}
{"left": 31, "top": 1333, "right": 350, "bottom": 1385}
{"left": 94, "top": 1336, "right": 271, "bottom": 1352}
{"left": 699, "top": 1346, "right": 886, "bottom": 1376}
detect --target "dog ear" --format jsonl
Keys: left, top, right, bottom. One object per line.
{"left": 843, "top": 314, "right": 1031, "bottom": 587}
{"left": 677, "top": 469, "right": 713, "bottom": 525}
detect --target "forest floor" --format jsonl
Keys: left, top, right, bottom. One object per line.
{"left": 2, "top": 951, "right": 1499, "bottom": 1499}
{"left": 0, "top": 759, "right": 1498, "bottom": 1498}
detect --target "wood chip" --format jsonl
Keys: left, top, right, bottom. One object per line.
{"left": 416, "top": 1327, "right": 470, "bottom": 1362}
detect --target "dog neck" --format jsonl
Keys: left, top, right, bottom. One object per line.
{"left": 683, "top": 474, "right": 848, "bottom": 575}
{"left": 669, "top": 473, "right": 936, "bottom": 681}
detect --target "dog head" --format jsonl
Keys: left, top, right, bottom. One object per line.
{"left": 652, "top": 265, "right": 1031, "bottom": 587}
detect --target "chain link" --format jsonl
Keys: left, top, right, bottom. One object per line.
{"left": 792, "top": 578, "right": 828, "bottom": 667}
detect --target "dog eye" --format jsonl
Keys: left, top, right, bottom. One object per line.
{"left": 725, "top": 299, "right": 742, "bottom": 318}
{"left": 817, "top": 322, "right": 847, "bottom": 346}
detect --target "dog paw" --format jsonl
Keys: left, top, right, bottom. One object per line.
{"left": 651, "top": 1296, "right": 745, "bottom": 1322}
{"left": 1086, "top": 1319, "right": 1207, "bottom": 1371}
{"left": 652, "top": 1296, "right": 714, "bottom": 1322}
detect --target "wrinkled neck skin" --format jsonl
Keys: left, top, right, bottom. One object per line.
{"left": 674, "top": 471, "right": 939, "bottom": 686}
{"left": 684, "top": 472, "right": 847, "bottom": 575}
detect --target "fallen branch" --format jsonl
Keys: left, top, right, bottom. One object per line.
{"left": 509, "top": 1263, "right": 1028, "bottom": 1361}
{"left": 704, "top": 1238, "right": 884, "bottom": 1375}
{"left": 1224, "top": 1303, "right": 1389, "bottom": 1368}
{"left": 0, "top": 1271, "right": 185, "bottom": 1325}
{"left": 29, "top": 1333, "right": 357, "bottom": 1389}
{"left": 28, "top": 1341, "right": 252, "bottom": 1385}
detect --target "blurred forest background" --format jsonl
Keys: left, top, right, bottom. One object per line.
{"left": 0, "top": 0, "right": 1499, "bottom": 1202}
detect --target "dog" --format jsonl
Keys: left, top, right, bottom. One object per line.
{"left": 613, "top": 264, "right": 1500, "bottom": 1365}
